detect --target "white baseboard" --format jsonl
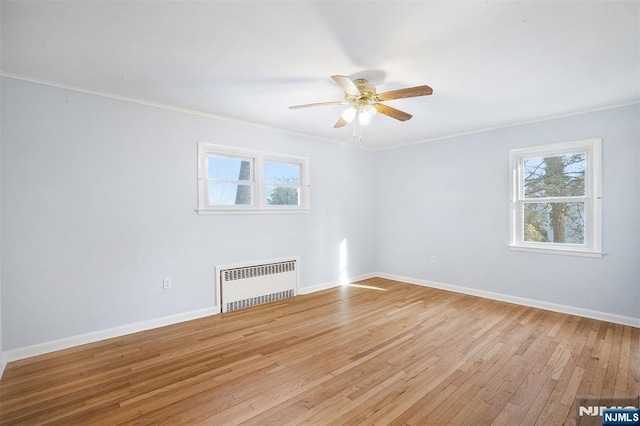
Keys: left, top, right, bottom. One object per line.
{"left": 4, "top": 306, "right": 219, "bottom": 363}
{"left": 376, "top": 272, "right": 640, "bottom": 328}
{"left": 298, "top": 281, "right": 339, "bottom": 295}
{"left": 0, "top": 354, "right": 6, "bottom": 381}
{"left": 298, "top": 272, "right": 378, "bottom": 295}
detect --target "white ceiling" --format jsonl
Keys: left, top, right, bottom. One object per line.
{"left": 2, "top": 1, "right": 639, "bottom": 150}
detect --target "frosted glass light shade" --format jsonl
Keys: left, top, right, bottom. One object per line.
{"left": 358, "top": 104, "right": 377, "bottom": 126}
{"left": 341, "top": 106, "right": 357, "bottom": 123}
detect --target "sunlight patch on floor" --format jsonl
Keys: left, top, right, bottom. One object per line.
{"left": 342, "top": 283, "right": 387, "bottom": 291}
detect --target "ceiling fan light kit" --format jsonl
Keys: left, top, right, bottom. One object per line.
{"left": 341, "top": 104, "right": 377, "bottom": 126}
{"left": 289, "top": 74, "right": 433, "bottom": 139}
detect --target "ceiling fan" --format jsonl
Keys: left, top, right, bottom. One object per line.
{"left": 289, "top": 75, "right": 433, "bottom": 128}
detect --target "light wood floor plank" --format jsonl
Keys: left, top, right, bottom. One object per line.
{"left": 0, "top": 278, "right": 637, "bottom": 425}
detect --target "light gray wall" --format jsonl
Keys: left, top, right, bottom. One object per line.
{"left": 0, "top": 1, "right": 4, "bottom": 362}
{"left": 1, "top": 76, "right": 637, "bottom": 354}
{"left": 0, "top": 78, "right": 376, "bottom": 350}
{"left": 375, "top": 104, "right": 640, "bottom": 319}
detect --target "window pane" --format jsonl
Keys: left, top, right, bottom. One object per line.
{"left": 523, "top": 202, "right": 585, "bottom": 244}
{"left": 208, "top": 156, "right": 252, "bottom": 181}
{"left": 208, "top": 183, "right": 253, "bottom": 205}
{"left": 523, "top": 153, "right": 585, "bottom": 198}
{"left": 266, "top": 186, "right": 299, "bottom": 206}
{"left": 264, "top": 161, "right": 300, "bottom": 185}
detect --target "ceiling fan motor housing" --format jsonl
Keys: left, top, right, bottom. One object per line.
{"left": 348, "top": 79, "right": 378, "bottom": 104}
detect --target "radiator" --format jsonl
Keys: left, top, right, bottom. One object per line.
{"left": 217, "top": 257, "right": 299, "bottom": 313}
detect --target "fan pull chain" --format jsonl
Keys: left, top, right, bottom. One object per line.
{"left": 351, "top": 116, "right": 364, "bottom": 142}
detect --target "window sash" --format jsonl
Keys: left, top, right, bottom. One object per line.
{"left": 519, "top": 200, "right": 589, "bottom": 246}
{"left": 263, "top": 160, "right": 301, "bottom": 185}
{"left": 520, "top": 152, "right": 587, "bottom": 199}
{"left": 265, "top": 186, "right": 301, "bottom": 207}
{"left": 206, "top": 154, "right": 255, "bottom": 182}
{"left": 207, "top": 182, "right": 255, "bottom": 206}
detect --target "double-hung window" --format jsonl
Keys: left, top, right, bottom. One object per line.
{"left": 206, "top": 154, "right": 255, "bottom": 206}
{"left": 197, "top": 143, "right": 310, "bottom": 214}
{"left": 264, "top": 160, "right": 303, "bottom": 207}
{"left": 509, "top": 138, "right": 602, "bottom": 257}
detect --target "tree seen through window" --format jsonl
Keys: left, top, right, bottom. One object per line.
{"left": 523, "top": 154, "right": 586, "bottom": 244}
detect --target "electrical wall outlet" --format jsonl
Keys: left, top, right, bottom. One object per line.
{"left": 431, "top": 255, "right": 436, "bottom": 263}
{"left": 162, "top": 277, "right": 172, "bottom": 289}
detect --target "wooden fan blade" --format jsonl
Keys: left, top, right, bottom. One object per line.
{"left": 289, "top": 101, "right": 346, "bottom": 109}
{"left": 376, "top": 85, "right": 433, "bottom": 101}
{"left": 334, "top": 117, "right": 348, "bottom": 128}
{"left": 331, "top": 75, "right": 361, "bottom": 97}
{"left": 374, "top": 103, "right": 413, "bottom": 121}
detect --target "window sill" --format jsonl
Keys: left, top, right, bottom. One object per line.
{"left": 196, "top": 208, "right": 311, "bottom": 215}
{"left": 508, "top": 245, "right": 603, "bottom": 258}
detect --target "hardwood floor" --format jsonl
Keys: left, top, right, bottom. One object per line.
{"left": 0, "top": 278, "right": 638, "bottom": 425}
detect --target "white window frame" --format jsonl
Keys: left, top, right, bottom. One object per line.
{"left": 197, "top": 142, "right": 310, "bottom": 214}
{"left": 509, "top": 138, "right": 602, "bottom": 258}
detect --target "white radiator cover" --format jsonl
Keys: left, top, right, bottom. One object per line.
{"left": 216, "top": 257, "right": 299, "bottom": 313}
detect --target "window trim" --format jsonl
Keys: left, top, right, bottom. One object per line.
{"left": 197, "top": 143, "right": 310, "bottom": 214}
{"left": 509, "top": 138, "right": 603, "bottom": 257}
